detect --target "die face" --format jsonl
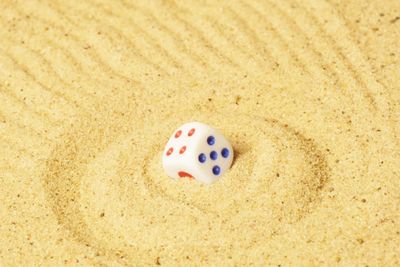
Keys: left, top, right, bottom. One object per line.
{"left": 162, "top": 153, "right": 198, "bottom": 180}
{"left": 162, "top": 122, "right": 233, "bottom": 184}
{"left": 162, "top": 122, "right": 209, "bottom": 180}
{"left": 192, "top": 129, "right": 233, "bottom": 183}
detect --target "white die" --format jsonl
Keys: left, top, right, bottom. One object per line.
{"left": 162, "top": 122, "right": 234, "bottom": 184}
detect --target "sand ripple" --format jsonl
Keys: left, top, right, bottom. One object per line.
{"left": 1, "top": 0, "right": 398, "bottom": 265}
{"left": 43, "top": 109, "right": 328, "bottom": 264}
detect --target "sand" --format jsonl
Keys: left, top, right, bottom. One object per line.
{"left": 0, "top": 0, "right": 399, "bottom": 266}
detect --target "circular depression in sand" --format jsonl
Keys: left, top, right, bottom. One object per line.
{"left": 43, "top": 105, "right": 329, "bottom": 262}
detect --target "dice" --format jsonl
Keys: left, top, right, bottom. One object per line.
{"left": 162, "top": 122, "right": 234, "bottom": 184}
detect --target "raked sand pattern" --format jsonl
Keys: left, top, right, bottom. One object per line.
{"left": 0, "top": 0, "right": 399, "bottom": 266}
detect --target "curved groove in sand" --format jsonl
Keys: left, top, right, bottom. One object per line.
{"left": 43, "top": 111, "right": 328, "bottom": 262}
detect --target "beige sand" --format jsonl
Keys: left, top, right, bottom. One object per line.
{"left": 0, "top": 0, "right": 399, "bottom": 266}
